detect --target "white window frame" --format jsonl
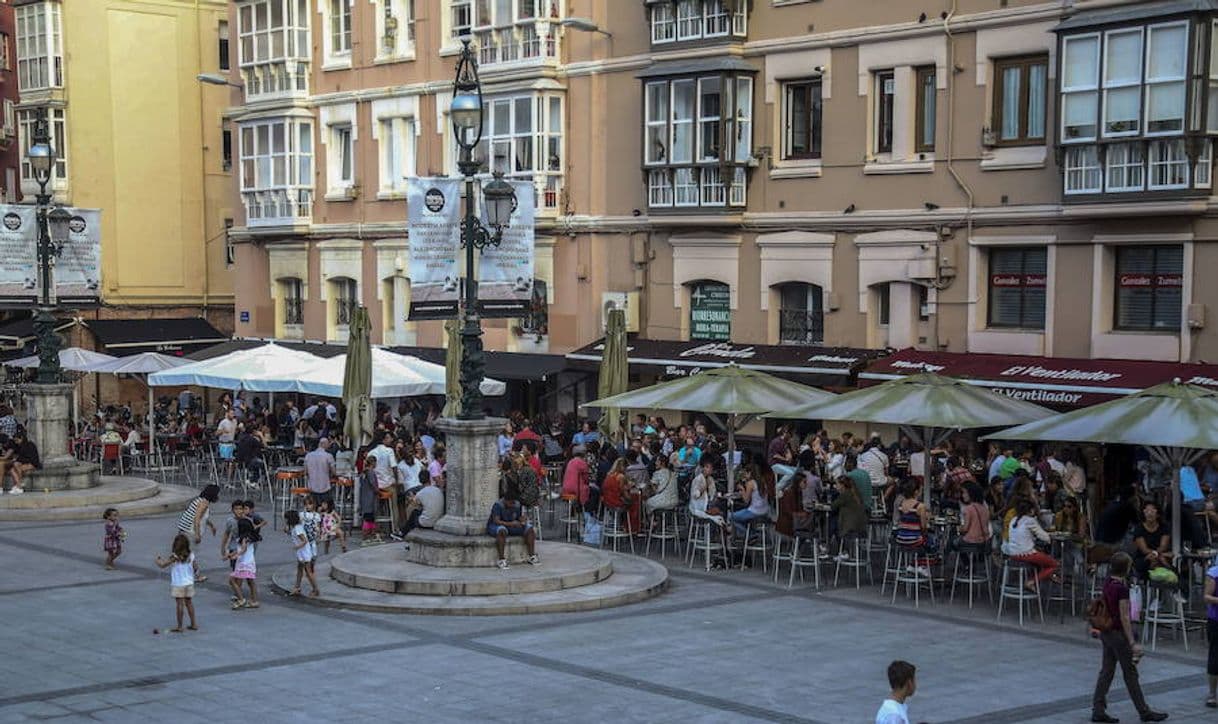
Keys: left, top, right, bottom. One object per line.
{"left": 1196, "top": 139, "right": 1213, "bottom": 189}
{"left": 1144, "top": 21, "right": 1188, "bottom": 137}
{"left": 1064, "top": 144, "right": 1101, "bottom": 194}
{"left": 673, "top": 167, "right": 698, "bottom": 207}
{"left": 648, "top": 168, "right": 672, "bottom": 207}
{"left": 329, "top": 123, "right": 354, "bottom": 191}
{"left": 644, "top": 81, "right": 669, "bottom": 165}
{"left": 375, "top": 0, "right": 416, "bottom": 61}
{"left": 1100, "top": 28, "right": 1143, "bottom": 138}
{"left": 451, "top": 0, "right": 472, "bottom": 38}
{"left": 1105, "top": 142, "right": 1145, "bottom": 192}
{"left": 1061, "top": 33, "right": 1101, "bottom": 143}
{"left": 696, "top": 76, "right": 722, "bottom": 163}
{"left": 651, "top": 3, "right": 675, "bottom": 44}
{"left": 1147, "top": 138, "right": 1189, "bottom": 190}
{"left": 670, "top": 79, "right": 696, "bottom": 165}
{"left": 15, "top": 1, "right": 62, "bottom": 92}
{"left": 329, "top": 0, "right": 352, "bottom": 55}
{"left": 704, "top": 0, "right": 729, "bottom": 37}
{"left": 676, "top": 0, "right": 702, "bottom": 40}
{"left": 454, "top": 90, "right": 565, "bottom": 211}
{"left": 17, "top": 107, "right": 66, "bottom": 192}
{"left": 238, "top": 0, "right": 311, "bottom": 100}
{"left": 238, "top": 117, "right": 314, "bottom": 225}
{"left": 377, "top": 116, "right": 416, "bottom": 196}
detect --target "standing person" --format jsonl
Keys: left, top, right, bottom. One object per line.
{"left": 303, "top": 438, "right": 336, "bottom": 506}
{"left": 285, "top": 510, "right": 320, "bottom": 597}
{"left": 358, "top": 453, "right": 382, "bottom": 545}
{"left": 154, "top": 533, "right": 198, "bottom": 632}
{"left": 876, "top": 660, "right": 916, "bottom": 724}
{"left": 1091, "top": 551, "right": 1168, "bottom": 723}
{"left": 102, "top": 508, "right": 125, "bottom": 570}
{"left": 176, "top": 484, "right": 220, "bottom": 582}
{"left": 317, "top": 499, "right": 348, "bottom": 555}
{"left": 226, "top": 518, "right": 261, "bottom": 609}
{"left": 1204, "top": 557, "right": 1218, "bottom": 709}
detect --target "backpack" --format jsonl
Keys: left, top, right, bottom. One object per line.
{"left": 1087, "top": 597, "right": 1112, "bottom": 631}
{"left": 301, "top": 512, "right": 319, "bottom": 543}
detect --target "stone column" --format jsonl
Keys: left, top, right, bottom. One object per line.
{"left": 23, "top": 382, "right": 75, "bottom": 467}
{"left": 433, "top": 416, "right": 504, "bottom": 536}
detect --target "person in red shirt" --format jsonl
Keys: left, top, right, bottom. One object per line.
{"left": 601, "top": 457, "right": 640, "bottom": 534}
{"left": 1091, "top": 551, "right": 1168, "bottom": 723}
{"left": 524, "top": 442, "right": 544, "bottom": 479}
{"left": 562, "top": 449, "right": 591, "bottom": 507}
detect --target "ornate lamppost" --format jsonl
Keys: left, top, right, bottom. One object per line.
{"left": 27, "top": 109, "right": 72, "bottom": 384}
{"left": 449, "top": 38, "right": 517, "bottom": 420}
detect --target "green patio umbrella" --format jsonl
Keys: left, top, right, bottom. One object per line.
{"left": 585, "top": 363, "right": 836, "bottom": 489}
{"left": 986, "top": 380, "right": 1218, "bottom": 557}
{"left": 442, "top": 318, "right": 463, "bottom": 418}
{"left": 596, "top": 308, "right": 628, "bottom": 444}
{"left": 342, "top": 306, "right": 374, "bottom": 449}
{"left": 770, "top": 372, "right": 1055, "bottom": 504}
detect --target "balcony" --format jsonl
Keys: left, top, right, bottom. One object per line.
{"left": 473, "top": 21, "right": 559, "bottom": 69}
{"left": 242, "top": 189, "right": 313, "bottom": 228}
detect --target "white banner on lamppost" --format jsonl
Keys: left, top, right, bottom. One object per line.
{"left": 56, "top": 208, "right": 102, "bottom": 307}
{"left": 406, "top": 178, "right": 462, "bottom": 320}
{"left": 477, "top": 180, "right": 535, "bottom": 318}
{"left": 0, "top": 206, "right": 38, "bottom": 306}
{"left": 0, "top": 205, "right": 102, "bottom": 308}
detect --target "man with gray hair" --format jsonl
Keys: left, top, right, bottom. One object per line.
{"left": 304, "top": 437, "right": 337, "bottom": 506}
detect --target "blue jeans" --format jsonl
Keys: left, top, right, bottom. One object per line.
{"left": 772, "top": 464, "right": 797, "bottom": 493}
{"left": 732, "top": 509, "right": 761, "bottom": 538}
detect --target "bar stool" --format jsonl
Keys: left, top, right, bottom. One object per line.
{"left": 997, "top": 557, "right": 1044, "bottom": 626}
{"left": 333, "top": 477, "right": 354, "bottom": 521}
{"left": 772, "top": 530, "right": 796, "bottom": 584}
{"left": 687, "top": 516, "right": 727, "bottom": 571}
{"left": 375, "top": 488, "right": 398, "bottom": 536}
{"left": 950, "top": 543, "right": 993, "bottom": 609}
{"left": 787, "top": 534, "right": 822, "bottom": 590}
{"left": 1142, "top": 581, "right": 1188, "bottom": 651}
{"left": 645, "top": 506, "right": 681, "bottom": 558}
{"left": 274, "top": 466, "right": 306, "bottom": 515}
{"left": 600, "top": 506, "right": 635, "bottom": 553}
{"left": 834, "top": 534, "right": 873, "bottom": 589}
{"left": 740, "top": 518, "right": 771, "bottom": 572}
{"left": 891, "top": 545, "right": 935, "bottom": 607}
{"left": 559, "top": 494, "right": 582, "bottom": 542}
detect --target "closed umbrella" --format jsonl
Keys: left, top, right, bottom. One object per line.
{"left": 342, "top": 307, "right": 374, "bottom": 450}
{"left": 585, "top": 363, "right": 835, "bottom": 490}
{"left": 596, "top": 308, "right": 628, "bottom": 444}
{"left": 770, "top": 372, "right": 1055, "bottom": 504}
{"left": 443, "top": 319, "right": 462, "bottom": 418}
{"left": 987, "top": 380, "right": 1218, "bottom": 557}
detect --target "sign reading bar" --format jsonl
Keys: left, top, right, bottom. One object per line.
{"left": 689, "top": 282, "right": 730, "bottom": 341}
{"left": 477, "top": 180, "right": 536, "bottom": 319}
{"left": 406, "top": 178, "right": 462, "bottom": 320}
{"left": 0, "top": 205, "right": 101, "bottom": 308}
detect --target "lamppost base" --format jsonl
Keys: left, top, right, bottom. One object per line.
{"left": 430, "top": 415, "right": 505, "bottom": 539}
{"left": 21, "top": 382, "right": 77, "bottom": 469}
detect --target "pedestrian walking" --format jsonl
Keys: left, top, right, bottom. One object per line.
{"left": 1091, "top": 551, "right": 1168, "bottom": 722}
{"left": 876, "top": 660, "right": 915, "bottom": 724}
{"left": 154, "top": 534, "right": 197, "bottom": 632}
{"left": 102, "top": 507, "right": 125, "bottom": 570}
{"left": 1203, "top": 557, "right": 1218, "bottom": 708}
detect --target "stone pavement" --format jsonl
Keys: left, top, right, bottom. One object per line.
{"left": 1, "top": 507, "right": 1216, "bottom": 723}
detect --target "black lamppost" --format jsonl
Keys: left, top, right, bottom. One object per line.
{"left": 27, "top": 109, "right": 72, "bottom": 385}
{"left": 450, "top": 39, "right": 517, "bottom": 420}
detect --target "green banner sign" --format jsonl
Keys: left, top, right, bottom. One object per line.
{"left": 690, "top": 282, "right": 730, "bottom": 341}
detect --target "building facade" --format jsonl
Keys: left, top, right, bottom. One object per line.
{"left": 224, "top": 0, "right": 1218, "bottom": 411}
{"left": 0, "top": 0, "right": 19, "bottom": 203}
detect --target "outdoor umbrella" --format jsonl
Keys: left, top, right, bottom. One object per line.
{"left": 148, "top": 342, "right": 320, "bottom": 392}
{"left": 442, "top": 319, "right": 462, "bottom": 418}
{"left": 584, "top": 363, "right": 835, "bottom": 489}
{"left": 596, "top": 308, "right": 628, "bottom": 444}
{"left": 770, "top": 372, "right": 1055, "bottom": 504}
{"left": 7, "top": 347, "right": 117, "bottom": 372}
{"left": 986, "top": 380, "right": 1218, "bottom": 558}
{"left": 342, "top": 307, "right": 374, "bottom": 450}
{"left": 90, "top": 352, "right": 194, "bottom": 456}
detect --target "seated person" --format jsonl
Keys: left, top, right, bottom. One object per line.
{"left": 958, "top": 483, "right": 992, "bottom": 550}
{"left": 487, "top": 487, "right": 539, "bottom": 570}
{"left": 730, "top": 468, "right": 770, "bottom": 539}
{"left": 1132, "top": 500, "right": 1174, "bottom": 579}
{"left": 688, "top": 456, "right": 727, "bottom": 531}
{"left": 1004, "top": 498, "right": 1059, "bottom": 591}
{"left": 9, "top": 430, "right": 39, "bottom": 495}
{"left": 830, "top": 476, "right": 867, "bottom": 545}
{"left": 601, "top": 458, "right": 640, "bottom": 534}
{"left": 893, "top": 480, "right": 930, "bottom": 549}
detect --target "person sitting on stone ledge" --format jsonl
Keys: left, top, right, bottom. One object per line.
{"left": 9, "top": 429, "right": 39, "bottom": 495}
{"left": 487, "top": 486, "right": 539, "bottom": 570}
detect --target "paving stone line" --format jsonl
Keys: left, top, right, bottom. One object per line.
{"left": 0, "top": 575, "right": 146, "bottom": 597}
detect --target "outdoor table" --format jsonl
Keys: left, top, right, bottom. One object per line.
{"left": 1178, "top": 547, "right": 1216, "bottom": 613}
{"left": 1047, "top": 532, "right": 1084, "bottom": 621}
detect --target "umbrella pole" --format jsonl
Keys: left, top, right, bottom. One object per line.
{"left": 148, "top": 382, "right": 155, "bottom": 476}
{"left": 726, "top": 414, "right": 735, "bottom": 492}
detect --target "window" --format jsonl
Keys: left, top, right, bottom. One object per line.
{"left": 379, "top": 0, "right": 415, "bottom": 57}
{"left": 992, "top": 55, "right": 1047, "bottom": 145}
{"left": 915, "top": 66, "right": 936, "bottom": 153}
{"left": 656, "top": 0, "right": 745, "bottom": 43}
{"left": 330, "top": 0, "right": 352, "bottom": 54}
{"left": 224, "top": 218, "right": 235, "bottom": 266}
{"left": 689, "top": 281, "right": 730, "bottom": 341}
{"left": 875, "top": 70, "right": 895, "bottom": 154}
{"left": 1061, "top": 34, "right": 1100, "bottom": 141}
{"left": 222, "top": 126, "right": 233, "bottom": 172}
{"left": 219, "top": 20, "right": 230, "bottom": 71}
{"left": 15, "top": 1, "right": 62, "bottom": 91}
{"left": 0, "top": 33, "right": 10, "bottom": 71}
{"left": 282, "top": 278, "right": 304, "bottom": 325}
{"left": 17, "top": 107, "right": 65, "bottom": 186}
{"left": 1102, "top": 28, "right": 1143, "bottom": 136}
{"left": 462, "top": 92, "right": 564, "bottom": 210}
{"left": 239, "top": 117, "right": 314, "bottom": 224}
{"left": 876, "top": 283, "right": 891, "bottom": 326}
{"left": 378, "top": 117, "right": 416, "bottom": 194}
{"left": 1064, "top": 144, "right": 1101, "bottom": 194}
{"left": 237, "top": 0, "right": 310, "bottom": 99}
{"left": 1105, "top": 142, "right": 1144, "bottom": 192}
{"left": 470, "top": 0, "right": 560, "bottom": 65}
{"left": 1145, "top": 23, "right": 1187, "bottom": 135}
{"left": 518, "top": 279, "right": 548, "bottom": 336}
{"left": 987, "top": 247, "right": 1047, "bottom": 329}
{"left": 333, "top": 278, "right": 358, "bottom": 327}
{"left": 642, "top": 74, "right": 753, "bottom": 208}
{"left": 783, "top": 79, "right": 822, "bottom": 160}
{"left": 777, "top": 283, "right": 824, "bottom": 344}
{"left": 452, "top": 0, "right": 471, "bottom": 37}
{"left": 1114, "top": 245, "right": 1183, "bottom": 331}
{"left": 328, "top": 123, "right": 354, "bottom": 191}
{"left": 1147, "top": 138, "right": 1188, "bottom": 189}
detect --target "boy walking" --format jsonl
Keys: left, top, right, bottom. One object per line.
{"left": 876, "top": 660, "right": 916, "bottom": 724}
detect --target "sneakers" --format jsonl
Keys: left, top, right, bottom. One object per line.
{"left": 834, "top": 553, "right": 850, "bottom": 562}
{"left": 496, "top": 559, "right": 509, "bottom": 570}
{"left": 8, "top": 487, "right": 22, "bottom": 495}
{"left": 389, "top": 532, "right": 403, "bottom": 541}
{"left": 527, "top": 554, "right": 540, "bottom": 565}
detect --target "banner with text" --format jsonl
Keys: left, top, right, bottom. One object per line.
{"left": 0, "top": 205, "right": 102, "bottom": 308}
{"left": 477, "top": 180, "right": 535, "bottom": 318}
{"left": 406, "top": 178, "right": 462, "bottom": 320}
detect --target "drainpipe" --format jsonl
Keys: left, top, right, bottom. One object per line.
{"left": 941, "top": 0, "right": 973, "bottom": 352}
{"left": 196, "top": 0, "right": 212, "bottom": 317}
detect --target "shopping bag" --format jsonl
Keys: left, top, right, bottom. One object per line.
{"left": 1129, "top": 584, "right": 1143, "bottom": 622}
{"left": 582, "top": 512, "right": 602, "bottom": 546}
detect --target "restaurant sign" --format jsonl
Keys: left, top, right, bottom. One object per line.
{"left": 689, "top": 282, "right": 730, "bottom": 341}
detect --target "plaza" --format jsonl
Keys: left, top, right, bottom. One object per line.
{"left": 1, "top": 507, "right": 1215, "bottom": 724}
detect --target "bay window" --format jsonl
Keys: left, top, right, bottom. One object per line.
{"left": 653, "top": 0, "right": 746, "bottom": 44}
{"left": 642, "top": 73, "right": 754, "bottom": 209}
{"left": 237, "top": 0, "right": 310, "bottom": 99}
{"left": 987, "top": 248, "right": 1047, "bottom": 329}
{"left": 461, "top": 92, "right": 564, "bottom": 211}
{"left": 15, "top": 1, "right": 62, "bottom": 92}
{"left": 471, "top": 0, "right": 560, "bottom": 66}
{"left": 18, "top": 107, "right": 66, "bottom": 187}
{"left": 1114, "top": 246, "right": 1183, "bottom": 331}
{"left": 239, "top": 117, "right": 314, "bottom": 225}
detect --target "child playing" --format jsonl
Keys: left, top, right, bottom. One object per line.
{"left": 226, "top": 518, "right": 260, "bottom": 609}
{"left": 154, "top": 533, "right": 197, "bottom": 632}
{"left": 102, "top": 508, "right": 125, "bottom": 570}
{"left": 358, "top": 454, "right": 381, "bottom": 545}
{"left": 244, "top": 499, "right": 267, "bottom": 543}
{"left": 300, "top": 496, "right": 322, "bottom": 551}
{"left": 318, "top": 499, "right": 347, "bottom": 555}
{"left": 285, "top": 510, "right": 320, "bottom": 597}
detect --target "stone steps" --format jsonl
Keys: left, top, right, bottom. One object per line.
{"left": 0, "top": 476, "right": 159, "bottom": 509}
{"left": 0, "top": 481, "right": 198, "bottom": 521}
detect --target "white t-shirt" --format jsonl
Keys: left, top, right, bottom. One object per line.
{"left": 416, "top": 485, "right": 445, "bottom": 527}
{"left": 875, "top": 699, "right": 909, "bottom": 724}
{"left": 170, "top": 553, "right": 195, "bottom": 588}
{"left": 292, "top": 524, "right": 315, "bottom": 562}
{"left": 368, "top": 445, "right": 397, "bottom": 489}
{"left": 860, "top": 448, "right": 890, "bottom": 487}
{"left": 397, "top": 459, "right": 423, "bottom": 490}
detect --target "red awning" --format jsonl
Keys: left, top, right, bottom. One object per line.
{"left": 859, "top": 348, "right": 1218, "bottom": 409}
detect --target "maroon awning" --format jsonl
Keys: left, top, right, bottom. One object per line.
{"left": 860, "top": 348, "right": 1218, "bottom": 408}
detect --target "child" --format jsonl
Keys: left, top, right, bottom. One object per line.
{"left": 318, "top": 499, "right": 347, "bottom": 555}
{"left": 285, "top": 510, "right": 320, "bottom": 597}
{"left": 227, "top": 518, "right": 260, "bottom": 609}
{"left": 244, "top": 500, "right": 267, "bottom": 544}
{"left": 154, "top": 533, "right": 197, "bottom": 632}
{"left": 358, "top": 454, "right": 381, "bottom": 545}
{"left": 102, "top": 508, "right": 125, "bottom": 570}
{"left": 300, "top": 496, "right": 322, "bottom": 551}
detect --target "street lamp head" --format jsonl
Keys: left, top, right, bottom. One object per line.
{"left": 27, "top": 141, "right": 54, "bottom": 186}
{"left": 47, "top": 205, "right": 72, "bottom": 252}
{"left": 450, "top": 91, "right": 483, "bottom": 135}
{"left": 482, "top": 173, "right": 516, "bottom": 229}
{"left": 559, "top": 17, "right": 612, "bottom": 36}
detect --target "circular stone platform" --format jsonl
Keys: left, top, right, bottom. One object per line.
{"left": 272, "top": 542, "right": 668, "bottom": 615}
{"left": 0, "top": 475, "right": 198, "bottom": 521}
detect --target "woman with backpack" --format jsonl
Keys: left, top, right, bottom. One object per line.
{"left": 1090, "top": 551, "right": 1168, "bottom": 723}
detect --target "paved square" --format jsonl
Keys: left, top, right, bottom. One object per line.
{"left": 1, "top": 510, "right": 1215, "bottom": 723}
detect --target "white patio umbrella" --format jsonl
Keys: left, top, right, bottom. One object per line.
{"left": 91, "top": 352, "right": 194, "bottom": 454}
{"left": 7, "top": 347, "right": 118, "bottom": 372}
{"left": 293, "top": 347, "right": 506, "bottom": 399}
{"left": 148, "top": 342, "right": 321, "bottom": 392}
